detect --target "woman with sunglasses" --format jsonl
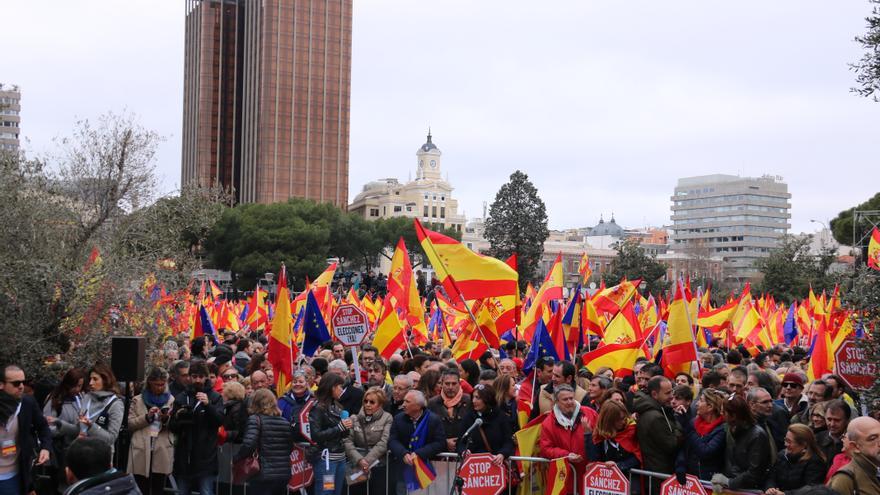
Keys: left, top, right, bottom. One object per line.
{"left": 343, "top": 386, "right": 392, "bottom": 495}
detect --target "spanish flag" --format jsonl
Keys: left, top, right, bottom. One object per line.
{"left": 868, "top": 227, "right": 880, "bottom": 271}
{"left": 521, "top": 253, "right": 564, "bottom": 341}
{"left": 414, "top": 219, "right": 518, "bottom": 301}
{"left": 662, "top": 282, "right": 699, "bottom": 377}
{"left": 267, "top": 265, "right": 295, "bottom": 396}
{"left": 514, "top": 412, "right": 548, "bottom": 495}
{"left": 372, "top": 298, "right": 406, "bottom": 359}
{"left": 386, "top": 238, "right": 428, "bottom": 343}
{"left": 546, "top": 457, "right": 571, "bottom": 495}
{"left": 582, "top": 338, "right": 646, "bottom": 377}
{"left": 403, "top": 414, "right": 437, "bottom": 490}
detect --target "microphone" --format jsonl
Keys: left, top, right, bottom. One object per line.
{"left": 461, "top": 418, "right": 483, "bottom": 439}
{"left": 340, "top": 410, "right": 350, "bottom": 420}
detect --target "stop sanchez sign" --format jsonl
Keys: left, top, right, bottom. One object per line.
{"left": 288, "top": 445, "right": 314, "bottom": 491}
{"left": 583, "top": 462, "right": 629, "bottom": 495}
{"left": 834, "top": 340, "right": 878, "bottom": 390}
{"left": 460, "top": 453, "right": 506, "bottom": 495}
{"left": 660, "top": 473, "right": 708, "bottom": 495}
{"left": 331, "top": 304, "right": 369, "bottom": 347}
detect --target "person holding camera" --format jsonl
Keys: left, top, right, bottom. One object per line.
{"left": 169, "top": 361, "right": 224, "bottom": 495}
{"left": 127, "top": 367, "right": 174, "bottom": 495}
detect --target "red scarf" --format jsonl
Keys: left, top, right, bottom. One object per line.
{"left": 594, "top": 420, "right": 642, "bottom": 463}
{"left": 694, "top": 415, "right": 724, "bottom": 437}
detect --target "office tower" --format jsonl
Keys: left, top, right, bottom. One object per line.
{"left": 670, "top": 174, "right": 791, "bottom": 281}
{"left": 181, "top": 0, "right": 352, "bottom": 207}
{"left": 0, "top": 84, "right": 21, "bottom": 152}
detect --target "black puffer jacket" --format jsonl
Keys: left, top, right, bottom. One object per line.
{"left": 764, "top": 450, "right": 827, "bottom": 493}
{"left": 308, "top": 401, "right": 348, "bottom": 457}
{"left": 458, "top": 407, "right": 514, "bottom": 457}
{"left": 223, "top": 399, "right": 248, "bottom": 444}
{"left": 169, "top": 384, "right": 225, "bottom": 477}
{"left": 234, "top": 414, "right": 293, "bottom": 481}
{"left": 723, "top": 423, "right": 773, "bottom": 490}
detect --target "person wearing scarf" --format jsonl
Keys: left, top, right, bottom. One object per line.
{"left": 278, "top": 370, "right": 314, "bottom": 443}
{"left": 589, "top": 400, "right": 642, "bottom": 479}
{"left": 676, "top": 387, "right": 726, "bottom": 482}
{"left": 539, "top": 384, "right": 598, "bottom": 495}
{"left": 427, "top": 368, "right": 472, "bottom": 452}
{"left": 126, "top": 367, "right": 174, "bottom": 495}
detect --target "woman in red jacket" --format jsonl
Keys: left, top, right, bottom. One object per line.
{"left": 539, "top": 384, "right": 598, "bottom": 495}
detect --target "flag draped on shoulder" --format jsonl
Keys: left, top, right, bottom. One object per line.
{"left": 403, "top": 414, "right": 437, "bottom": 491}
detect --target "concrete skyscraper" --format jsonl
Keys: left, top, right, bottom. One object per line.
{"left": 181, "top": 0, "right": 352, "bottom": 207}
{"left": 670, "top": 174, "right": 791, "bottom": 281}
{"left": 0, "top": 84, "right": 21, "bottom": 152}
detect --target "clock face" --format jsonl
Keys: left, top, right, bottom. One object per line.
{"left": 430, "top": 160, "right": 436, "bottom": 168}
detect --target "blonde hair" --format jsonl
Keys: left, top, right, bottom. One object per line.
{"left": 248, "top": 389, "right": 282, "bottom": 416}
{"left": 222, "top": 381, "right": 246, "bottom": 401}
{"left": 595, "top": 399, "right": 630, "bottom": 440}
{"left": 363, "top": 386, "right": 387, "bottom": 407}
{"left": 699, "top": 388, "right": 726, "bottom": 418}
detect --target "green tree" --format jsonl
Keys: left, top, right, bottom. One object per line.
{"left": 605, "top": 239, "right": 669, "bottom": 296}
{"left": 755, "top": 235, "right": 837, "bottom": 303}
{"left": 829, "top": 192, "right": 880, "bottom": 253}
{"left": 484, "top": 171, "right": 549, "bottom": 290}
{"left": 852, "top": 1, "right": 880, "bottom": 101}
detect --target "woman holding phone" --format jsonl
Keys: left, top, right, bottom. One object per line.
{"left": 127, "top": 367, "right": 175, "bottom": 495}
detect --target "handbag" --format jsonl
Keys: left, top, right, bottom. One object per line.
{"left": 232, "top": 416, "right": 261, "bottom": 484}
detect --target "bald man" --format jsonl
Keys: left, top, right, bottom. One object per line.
{"left": 827, "top": 416, "right": 880, "bottom": 495}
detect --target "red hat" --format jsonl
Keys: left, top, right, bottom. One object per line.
{"left": 782, "top": 373, "right": 804, "bottom": 386}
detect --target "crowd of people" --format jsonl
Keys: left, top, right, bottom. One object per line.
{"left": 2, "top": 330, "right": 879, "bottom": 495}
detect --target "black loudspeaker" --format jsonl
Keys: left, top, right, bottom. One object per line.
{"left": 111, "top": 336, "right": 145, "bottom": 383}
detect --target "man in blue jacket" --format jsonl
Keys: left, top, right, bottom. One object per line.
{"left": 388, "top": 390, "right": 446, "bottom": 494}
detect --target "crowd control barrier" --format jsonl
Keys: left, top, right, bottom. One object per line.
{"left": 628, "top": 468, "right": 763, "bottom": 495}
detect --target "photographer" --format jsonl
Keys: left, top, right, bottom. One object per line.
{"left": 169, "top": 361, "right": 224, "bottom": 495}
{"left": 127, "top": 367, "right": 174, "bottom": 495}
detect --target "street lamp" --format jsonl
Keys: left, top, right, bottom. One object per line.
{"left": 810, "top": 219, "right": 828, "bottom": 230}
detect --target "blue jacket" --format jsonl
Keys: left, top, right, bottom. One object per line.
{"left": 388, "top": 410, "right": 446, "bottom": 461}
{"left": 676, "top": 417, "right": 726, "bottom": 480}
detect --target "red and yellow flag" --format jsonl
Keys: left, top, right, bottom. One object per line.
{"left": 521, "top": 253, "right": 564, "bottom": 341}
{"left": 662, "top": 282, "right": 699, "bottom": 377}
{"left": 387, "top": 238, "right": 428, "bottom": 343}
{"left": 582, "top": 339, "right": 646, "bottom": 377}
{"left": 868, "top": 227, "right": 880, "bottom": 271}
{"left": 372, "top": 298, "right": 406, "bottom": 359}
{"left": 267, "top": 265, "right": 295, "bottom": 396}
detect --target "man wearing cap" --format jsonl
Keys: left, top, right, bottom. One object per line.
{"left": 774, "top": 372, "right": 808, "bottom": 421}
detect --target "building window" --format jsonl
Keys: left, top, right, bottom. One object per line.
{"left": 393, "top": 205, "right": 402, "bottom": 212}
{"left": 440, "top": 207, "right": 445, "bottom": 218}
{"left": 406, "top": 206, "right": 412, "bottom": 212}
{"left": 369, "top": 208, "right": 379, "bottom": 217}
{"left": 432, "top": 206, "right": 437, "bottom": 218}
{"left": 441, "top": 196, "right": 445, "bottom": 201}
{"left": 423, "top": 206, "right": 429, "bottom": 217}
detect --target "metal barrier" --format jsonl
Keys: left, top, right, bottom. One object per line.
{"left": 629, "top": 468, "right": 763, "bottom": 495}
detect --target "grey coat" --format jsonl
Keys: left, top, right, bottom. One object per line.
{"left": 343, "top": 409, "right": 393, "bottom": 467}
{"left": 81, "top": 391, "right": 124, "bottom": 448}
{"left": 127, "top": 394, "right": 175, "bottom": 476}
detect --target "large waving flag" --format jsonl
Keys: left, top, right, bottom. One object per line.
{"left": 601, "top": 301, "right": 642, "bottom": 345}
{"left": 403, "top": 414, "right": 437, "bottom": 491}
{"left": 372, "top": 298, "right": 406, "bottom": 359}
{"left": 868, "top": 227, "right": 880, "bottom": 271}
{"left": 520, "top": 253, "right": 564, "bottom": 341}
{"left": 582, "top": 338, "right": 646, "bottom": 377}
{"left": 661, "top": 282, "right": 699, "bottom": 377}
{"left": 193, "top": 303, "right": 218, "bottom": 344}
{"left": 592, "top": 279, "right": 640, "bottom": 316}
{"left": 386, "top": 238, "right": 428, "bottom": 342}
{"left": 414, "top": 219, "right": 518, "bottom": 301}
{"left": 267, "top": 265, "right": 295, "bottom": 396}
{"left": 578, "top": 252, "right": 592, "bottom": 283}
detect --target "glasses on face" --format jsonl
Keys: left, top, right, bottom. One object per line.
{"left": 5, "top": 380, "right": 24, "bottom": 387}
{"left": 782, "top": 383, "right": 801, "bottom": 389}
{"left": 363, "top": 399, "right": 377, "bottom": 405}
{"left": 222, "top": 374, "right": 238, "bottom": 380}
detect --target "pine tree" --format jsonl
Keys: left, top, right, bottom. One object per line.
{"left": 484, "top": 170, "right": 549, "bottom": 291}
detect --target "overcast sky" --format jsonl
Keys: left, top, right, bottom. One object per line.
{"left": 7, "top": 1, "right": 878, "bottom": 234}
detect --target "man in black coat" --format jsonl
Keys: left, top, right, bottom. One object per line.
{"left": 388, "top": 390, "right": 446, "bottom": 491}
{"left": 169, "top": 361, "right": 224, "bottom": 495}
{"left": 0, "top": 364, "right": 52, "bottom": 495}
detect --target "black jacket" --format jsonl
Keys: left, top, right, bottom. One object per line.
{"left": 234, "top": 415, "right": 294, "bottom": 482}
{"left": 169, "top": 383, "right": 225, "bottom": 477}
{"left": 307, "top": 401, "right": 349, "bottom": 457}
{"left": 633, "top": 391, "right": 683, "bottom": 476}
{"left": 723, "top": 423, "right": 773, "bottom": 490}
{"left": 338, "top": 385, "right": 364, "bottom": 416}
{"left": 18, "top": 394, "right": 53, "bottom": 494}
{"left": 427, "top": 393, "right": 474, "bottom": 439}
{"left": 222, "top": 399, "right": 248, "bottom": 444}
{"left": 765, "top": 451, "right": 827, "bottom": 493}
{"left": 388, "top": 410, "right": 446, "bottom": 461}
{"left": 816, "top": 430, "right": 845, "bottom": 465}
{"left": 63, "top": 469, "right": 140, "bottom": 495}
{"left": 676, "top": 417, "right": 726, "bottom": 480}
{"left": 457, "top": 408, "right": 513, "bottom": 457}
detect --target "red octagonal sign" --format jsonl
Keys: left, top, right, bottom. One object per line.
{"left": 460, "top": 453, "right": 506, "bottom": 495}
{"left": 331, "top": 304, "right": 369, "bottom": 347}
{"left": 835, "top": 340, "right": 878, "bottom": 390}
{"left": 583, "top": 462, "right": 629, "bottom": 495}
{"left": 660, "top": 473, "right": 707, "bottom": 495}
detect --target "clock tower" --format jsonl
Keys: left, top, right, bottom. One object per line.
{"left": 416, "top": 130, "right": 442, "bottom": 180}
